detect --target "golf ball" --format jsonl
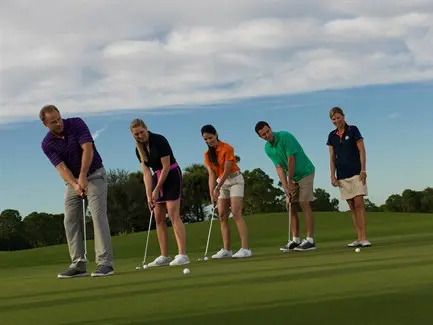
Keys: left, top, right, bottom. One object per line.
{"left": 355, "top": 248, "right": 360, "bottom": 253}
{"left": 143, "top": 265, "right": 148, "bottom": 269}
{"left": 183, "top": 268, "right": 190, "bottom": 275}
{"left": 204, "top": 257, "right": 208, "bottom": 261}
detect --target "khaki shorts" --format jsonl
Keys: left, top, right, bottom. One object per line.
{"left": 286, "top": 171, "right": 316, "bottom": 203}
{"left": 338, "top": 175, "right": 368, "bottom": 201}
{"left": 217, "top": 172, "right": 244, "bottom": 199}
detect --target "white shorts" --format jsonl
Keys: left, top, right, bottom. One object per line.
{"left": 338, "top": 174, "right": 368, "bottom": 201}
{"left": 217, "top": 172, "right": 244, "bottom": 199}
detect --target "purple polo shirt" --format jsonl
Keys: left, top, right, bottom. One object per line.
{"left": 41, "top": 117, "right": 103, "bottom": 178}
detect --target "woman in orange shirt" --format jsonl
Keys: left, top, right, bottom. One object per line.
{"left": 201, "top": 124, "right": 252, "bottom": 259}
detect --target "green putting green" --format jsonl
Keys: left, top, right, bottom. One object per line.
{"left": 0, "top": 211, "right": 432, "bottom": 324}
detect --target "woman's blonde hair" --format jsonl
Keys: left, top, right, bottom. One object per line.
{"left": 329, "top": 106, "right": 345, "bottom": 119}
{"left": 130, "top": 118, "right": 149, "bottom": 163}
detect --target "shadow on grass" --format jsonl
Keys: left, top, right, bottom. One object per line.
{"left": 1, "top": 251, "right": 428, "bottom": 303}
{"left": 1, "top": 256, "right": 433, "bottom": 314}
{"left": 65, "top": 284, "right": 433, "bottom": 325}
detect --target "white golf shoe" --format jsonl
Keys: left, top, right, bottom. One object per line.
{"left": 169, "top": 254, "right": 190, "bottom": 266}
{"left": 147, "top": 255, "right": 170, "bottom": 267}
{"left": 211, "top": 248, "right": 233, "bottom": 259}
{"left": 232, "top": 248, "right": 253, "bottom": 258}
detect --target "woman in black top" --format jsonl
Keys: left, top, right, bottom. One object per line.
{"left": 130, "top": 118, "right": 189, "bottom": 267}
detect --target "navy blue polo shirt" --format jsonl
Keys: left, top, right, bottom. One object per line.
{"left": 326, "top": 124, "right": 363, "bottom": 180}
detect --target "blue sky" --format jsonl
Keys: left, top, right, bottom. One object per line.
{"left": 2, "top": 1, "right": 433, "bottom": 217}
{"left": 1, "top": 81, "right": 432, "bottom": 217}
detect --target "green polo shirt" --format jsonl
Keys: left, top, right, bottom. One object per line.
{"left": 264, "top": 131, "right": 315, "bottom": 181}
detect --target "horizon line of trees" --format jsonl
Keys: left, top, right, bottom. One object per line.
{"left": 1, "top": 163, "right": 432, "bottom": 251}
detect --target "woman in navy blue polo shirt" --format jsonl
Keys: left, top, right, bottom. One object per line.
{"left": 326, "top": 107, "right": 371, "bottom": 248}
{"left": 130, "top": 118, "right": 190, "bottom": 267}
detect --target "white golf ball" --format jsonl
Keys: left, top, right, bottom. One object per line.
{"left": 355, "top": 248, "right": 360, "bottom": 253}
{"left": 143, "top": 265, "right": 148, "bottom": 269}
{"left": 204, "top": 257, "right": 208, "bottom": 261}
{"left": 183, "top": 268, "right": 190, "bottom": 275}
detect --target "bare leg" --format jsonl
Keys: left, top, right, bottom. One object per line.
{"left": 347, "top": 199, "right": 361, "bottom": 241}
{"left": 353, "top": 196, "right": 367, "bottom": 241}
{"left": 299, "top": 201, "right": 314, "bottom": 238}
{"left": 166, "top": 199, "right": 186, "bottom": 255}
{"left": 154, "top": 203, "right": 168, "bottom": 256}
{"left": 218, "top": 198, "right": 231, "bottom": 250}
{"left": 230, "top": 197, "right": 248, "bottom": 248}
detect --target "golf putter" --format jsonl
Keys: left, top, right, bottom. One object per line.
{"left": 141, "top": 209, "right": 154, "bottom": 267}
{"left": 201, "top": 203, "right": 217, "bottom": 261}
{"left": 82, "top": 195, "right": 88, "bottom": 262}
{"left": 282, "top": 194, "right": 292, "bottom": 253}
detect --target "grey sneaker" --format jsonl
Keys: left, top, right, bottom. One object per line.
{"left": 281, "top": 240, "right": 300, "bottom": 252}
{"left": 294, "top": 239, "right": 316, "bottom": 251}
{"left": 91, "top": 265, "right": 114, "bottom": 277}
{"left": 57, "top": 262, "right": 87, "bottom": 279}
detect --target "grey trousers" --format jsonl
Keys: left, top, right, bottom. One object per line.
{"left": 64, "top": 167, "right": 114, "bottom": 268}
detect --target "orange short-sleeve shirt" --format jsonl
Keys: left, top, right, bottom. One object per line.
{"left": 204, "top": 141, "right": 240, "bottom": 178}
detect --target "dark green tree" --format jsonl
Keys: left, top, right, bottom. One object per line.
{"left": 243, "top": 168, "right": 285, "bottom": 215}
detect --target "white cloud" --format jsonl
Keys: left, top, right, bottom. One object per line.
{"left": 1, "top": 0, "right": 433, "bottom": 123}
{"left": 387, "top": 112, "right": 401, "bottom": 119}
{"left": 91, "top": 127, "right": 107, "bottom": 140}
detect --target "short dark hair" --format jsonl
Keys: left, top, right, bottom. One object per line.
{"left": 254, "top": 121, "right": 270, "bottom": 134}
{"left": 39, "top": 105, "right": 59, "bottom": 122}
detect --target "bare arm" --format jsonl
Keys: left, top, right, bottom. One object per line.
{"left": 287, "top": 156, "right": 295, "bottom": 183}
{"left": 55, "top": 162, "right": 78, "bottom": 186}
{"left": 206, "top": 166, "right": 217, "bottom": 199}
{"left": 141, "top": 162, "right": 153, "bottom": 199}
{"left": 154, "top": 156, "right": 171, "bottom": 192}
{"left": 356, "top": 139, "right": 366, "bottom": 171}
{"left": 80, "top": 142, "right": 94, "bottom": 177}
{"left": 215, "top": 161, "right": 232, "bottom": 190}
{"left": 328, "top": 145, "right": 336, "bottom": 178}
{"left": 276, "top": 165, "right": 289, "bottom": 189}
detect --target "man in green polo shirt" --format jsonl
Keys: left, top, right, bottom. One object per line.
{"left": 255, "top": 121, "right": 316, "bottom": 252}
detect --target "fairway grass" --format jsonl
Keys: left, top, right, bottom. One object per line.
{"left": 0, "top": 212, "right": 432, "bottom": 325}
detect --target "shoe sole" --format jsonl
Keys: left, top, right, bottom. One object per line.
{"left": 232, "top": 255, "right": 252, "bottom": 259}
{"left": 57, "top": 273, "right": 87, "bottom": 279}
{"left": 281, "top": 248, "right": 297, "bottom": 253}
{"left": 169, "top": 261, "right": 190, "bottom": 266}
{"left": 91, "top": 271, "right": 115, "bottom": 277}
{"left": 147, "top": 263, "right": 170, "bottom": 267}
{"left": 211, "top": 255, "right": 233, "bottom": 259}
{"left": 294, "top": 247, "right": 316, "bottom": 251}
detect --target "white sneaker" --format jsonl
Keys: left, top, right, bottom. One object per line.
{"left": 232, "top": 248, "right": 252, "bottom": 259}
{"left": 361, "top": 240, "right": 371, "bottom": 247}
{"left": 147, "top": 255, "right": 170, "bottom": 267}
{"left": 212, "top": 248, "right": 233, "bottom": 259}
{"left": 348, "top": 240, "right": 362, "bottom": 247}
{"left": 169, "top": 254, "right": 190, "bottom": 266}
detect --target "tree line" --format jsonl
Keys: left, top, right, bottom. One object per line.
{"left": 1, "top": 164, "right": 431, "bottom": 251}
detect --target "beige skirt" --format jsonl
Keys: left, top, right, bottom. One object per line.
{"left": 338, "top": 174, "right": 368, "bottom": 201}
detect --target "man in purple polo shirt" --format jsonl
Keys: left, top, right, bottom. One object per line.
{"left": 40, "top": 105, "right": 114, "bottom": 278}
